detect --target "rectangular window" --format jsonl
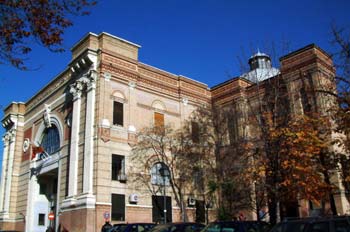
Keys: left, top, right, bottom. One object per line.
{"left": 228, "top": 115, "right": 239, "bottom": 144}
{"left": 39, "top": 183, "right": 47, "bottom": 195}
{"left": 112, "top": 194, "right": 125, "bottom": 221}
{"left": 112, "top": 155, "right": 126, "bottom": 181}
{"left": 38, "top": 213, "right": 45, "bottom": 226}
{"left": 113, "top": 101, "right": 124, "bottom": 126}
{"left": 154, "top": 112, "right": 164, "bottom": 128}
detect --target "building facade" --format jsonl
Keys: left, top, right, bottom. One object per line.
{"left": 0, "top": 32, "right": 349, "bottom": 232}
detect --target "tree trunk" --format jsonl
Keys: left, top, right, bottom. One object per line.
{"left": 267, "top": 188, "right": 280, "bottom": 225}
{"left": 323, "top": 170, "right": 338, "bottom": 215}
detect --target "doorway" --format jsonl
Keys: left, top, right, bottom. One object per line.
{"left": 152, "top": 195, "right": 172, "bottom": 223}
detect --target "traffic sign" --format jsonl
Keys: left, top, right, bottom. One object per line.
{"left": 103, "top": 211, "right": 110, "bottom": 220}
{"left": 48, "top": 212, "right": 55, "bottom": 220}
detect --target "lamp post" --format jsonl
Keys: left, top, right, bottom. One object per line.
{"left": 159, "top": 165, "right": 169, "bottom": 224}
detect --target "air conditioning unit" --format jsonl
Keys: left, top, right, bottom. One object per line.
{"left": 118, "top": 174, "right": 127, "bottom": 182}
{"left": 188, "top": 197, "right": 196, "bottom": 206}
{"left": 129, "top": 194, "right": 138, "bottom": 203}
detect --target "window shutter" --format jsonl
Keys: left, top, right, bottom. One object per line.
{"left": 154, "top": 112, "right": 164, "bottom": 128}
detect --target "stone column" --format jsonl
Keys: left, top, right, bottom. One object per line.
{"left": 3, "top": 129, "right": 16, "bottom": 214}
{"left": 0, "top": 133, "right": 10, "bottom": 211}
{"left": 67, "top": 81, "right": 83, "bottom": 199}
{"left": 83, "top": 71, "right": 96, "bottom": 195}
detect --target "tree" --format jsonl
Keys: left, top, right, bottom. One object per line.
{"left": 130, "top": 124, "right": 215, "bottom": 222}
{"left": 188, "top": 103, "right": 256, "bottom": 220}
{"left": 245, "top": 65, "right": 337, "bottom": 223}
{"left": 329, "top": 24, "right": 350, "bottom": 196}
{"left": 0, "top": 0, "right": 96, "bottom": 70}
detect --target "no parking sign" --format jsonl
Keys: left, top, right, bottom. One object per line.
{"left": 48, "top": 212, "right": 55, "bottom": 221}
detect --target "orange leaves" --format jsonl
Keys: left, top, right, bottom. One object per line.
{"left": 271, "top": 114, "right": 332, "bottom": 201}
{"left": 0, "top": 0, "right": 96, "bottom": 70}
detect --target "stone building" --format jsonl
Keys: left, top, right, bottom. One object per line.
{"left": 0, "top": 32, "right": 349, "bottom": 231}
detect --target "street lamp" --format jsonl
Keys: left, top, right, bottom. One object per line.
{"left": 159, "top": 165, "right": 169, "bottom": 224}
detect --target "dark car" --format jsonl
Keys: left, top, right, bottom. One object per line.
{"left": 108, "top": 223, "right": 155, "bottom": 232}
{"left": 202, "top": 221, "right": 270, "bottom": 232}
{"left": 149, "top": 222, "right": 205, "bottom": 232}
{"left": 270, "top": 216, "right": 350, "bottom": 232}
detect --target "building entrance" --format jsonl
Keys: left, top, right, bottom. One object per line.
{"left": 152, "top": 195, "right": 172, "bottom": 223}
{"left": 33, "top": 168, "right": 58, "bottom": 231}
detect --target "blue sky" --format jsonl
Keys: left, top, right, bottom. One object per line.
{"left": 0, "top": 0, "right": 349, "bottom": 161}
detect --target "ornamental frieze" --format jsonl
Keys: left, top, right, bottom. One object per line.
{"left": 139, "top": 68, "right": 178, "bottom": 86}
{"left": 180, "top": 82, "right": 207, "bottom": 94}
{"left": 137, "top": 78, "right": 178, "bottom": 97}
{"left": 103, "top": 54, "right": 137, "bottom": 71}
{"left": 101, "top": 63, "right": 138, "bottom": 81}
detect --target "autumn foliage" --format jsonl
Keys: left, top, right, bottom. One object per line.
{"left": 0, "top": 0, "right": 96, "bottom": 70}
{"left": 272, "top": 115, "right": 331, "bottom": 202}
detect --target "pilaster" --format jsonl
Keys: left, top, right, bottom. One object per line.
{"left": 67, "top": 81, "right": 83, "bottom": 200}
{"left": 3, "top": 129, "right": 16, "bottom": 215}
{"left": 83, "top": 71, "right": 97, "bottom": 198}
{"left": 0, "top": 134, "right": 10, "bottom": 213}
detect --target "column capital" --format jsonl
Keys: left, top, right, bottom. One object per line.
{"left": 3, "top": 129, "right": 16, "bottom": 143}
{"left": 69, "top": 81, "right": 83, "bottom": 100}
{"left": 2, "top": 133, "right": 9, "bottom": 145}
{"left": 129, "top": 81, "right": 136, "bottom": 89}
{"left": 103, "top": 72, "right": 111, "bottom": 81}
{"left": 87, "top": 70, "right": 97, "bottom": 91}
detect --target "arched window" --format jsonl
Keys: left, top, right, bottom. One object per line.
{"left": 151, "top": 162, "right": 170, "bottom": 186}
{"left": 41, "top": 125, "right": 60, "bottom": 155}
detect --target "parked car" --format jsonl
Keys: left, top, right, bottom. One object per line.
{"left": 270, "top": 216, "right": 350, "bottom": 232}
{"left": 149, "top": 222, "right": 205, "bottom": 232}
{"left": 202, "top": 221, "right": 270, "bottom": 232}
{"left": 108, "top": 223, "right": 155, "bottom": 232}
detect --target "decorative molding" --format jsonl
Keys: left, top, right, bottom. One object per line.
{"left": 69, "top": 81, "right": 83, "bottom": 100}
{"left": 100, "top": 127, "right": 111, "bottom": 143}
{"left": 139, "top": 68, "right": 177, "bottom": 86}
{"left": 7, "top": 129, "right": 16, "bottom": 143}
{"left": 86, "top": 72, "right": 97, "bottom": 91}
{"left": 128, "top": 125, "right": 136, "bottom": 133}
{"left": 137, "top": 103, "right": 180, "bottom": 117}
{"left": 101, "top": 63, "right": 138, "bottom": 81}
{"left": 43, "top": 104, "right": 52, "bottom": 128}
{"left": 104, "top": 55, "right": 137, "bottom": 71}
{"left": 103, "top": 72, "right": 111, "bottom": 81}
{"left": 2, "top": 115, "right": 16, "bottom": 130}
{"left": 129, "top": 81, "right": 136, "bottom": 89}
{"left": 2, "top": 134, "right": 9, "bottom": 146}
{"left": 22, "top": 138, "right": 30, "bottom": 153}
{"left": 110, "top": 95, "right": 127, "bottom": 104}
{"left": 70, "top": 52, "right": 96, "bottom": 75}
